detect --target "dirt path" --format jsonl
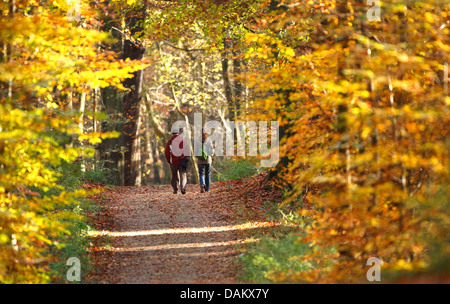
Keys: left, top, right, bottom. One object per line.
{"left": 88, "top": 183, "right": 245, "bottom": 284}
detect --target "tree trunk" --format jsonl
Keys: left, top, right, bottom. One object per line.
{"left": 79, "top": 91, "right": 87, "bottom": 172}
{"left": 122, "top": 7, "right": 145, "bottom": 186}
{"left": 134, "top": 106, "right": 142, "bottom": 186}
{"left": 232, "top": 39, "right": 243, "bottom": 119}
{"left": 221, "top": 36, "right": 234, "bottom": 116}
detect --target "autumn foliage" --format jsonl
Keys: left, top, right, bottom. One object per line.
{"left": 1, "top": 0, "right": 449, "bottom": 283}
{"left": 241, "top": 0, "right": 449, "bottom": 282}
{"left": 0, "top": 0, "right": 143, "bottom": 282}
{"left": 137, "top": 0, "right": 450, "bottom": 282}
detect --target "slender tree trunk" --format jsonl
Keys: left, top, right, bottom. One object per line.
{"left": 221, "top": 36, "right": 234, "bottom": 117}
{"left": 79, "top": 91, "right": 86, "bottom": 172}
{"left": 6, "top": 0, "right": 15, "bottom": 100}
{"left": 122, "top": 7, "right": 145, "bottom": 186}
{"left": 133, "top": 108, "right": 142, "bottom": 186}
{"left": 68, "top": 87, "right": 73, "bottom": 111}
{"left": 150, "top": 139, "right": 162, "bottom": 184}
{"left": 232, "top": 39, "right": 243, "bottom": 119}
{"left": 142, "top": 101, "right": 150, "bottom": 185}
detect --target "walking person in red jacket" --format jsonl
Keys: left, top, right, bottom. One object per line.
{"left": 165, "top": 130, "right": 189, "bottom": 194}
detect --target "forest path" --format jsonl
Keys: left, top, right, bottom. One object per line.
{"left": 88, "top": 183, "right": 245, "bottom": 283}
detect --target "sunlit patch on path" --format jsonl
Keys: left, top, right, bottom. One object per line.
{"left": 89, "top": 221, "right": 284, "bottom": 238}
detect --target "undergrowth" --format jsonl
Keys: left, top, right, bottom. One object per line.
{"left": 31, "top": 159, "right": 110, "bottom": 283}
{"left": 214, "top": 158, "right": 262, "bottom": 182}
{"left": 236, "top": 179, "right": 336, "bottom": 283}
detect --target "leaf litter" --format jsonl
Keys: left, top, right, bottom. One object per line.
{"left": 86, "top": 172, "right": 282, "bottom": 284}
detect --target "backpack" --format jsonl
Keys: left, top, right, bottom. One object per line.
{"left": 199, "top": 144, "right": 208, "bottom": 161}
{"left": 169, "top": 138, "right": 190, "bottom": 168}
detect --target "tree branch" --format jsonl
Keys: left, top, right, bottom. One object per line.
{"left": 161, "top": 41, "right": 205, "bottom": 52}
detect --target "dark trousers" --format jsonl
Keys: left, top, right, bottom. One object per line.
{"left": 198, "top": 164, "right": 211, "bottom": 192}
{"left": 171, "top": 164, "right": 187, "bottom": 192}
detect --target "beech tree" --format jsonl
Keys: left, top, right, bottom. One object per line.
{"left": 242, "top": 0, "right": 449, "bottom": 282}
{"left": 0, "top": 0, "right": 144, "bottom": 282}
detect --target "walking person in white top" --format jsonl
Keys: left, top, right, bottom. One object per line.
{"left": 196, "top": 130, "right": 214, "bottom": 193}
